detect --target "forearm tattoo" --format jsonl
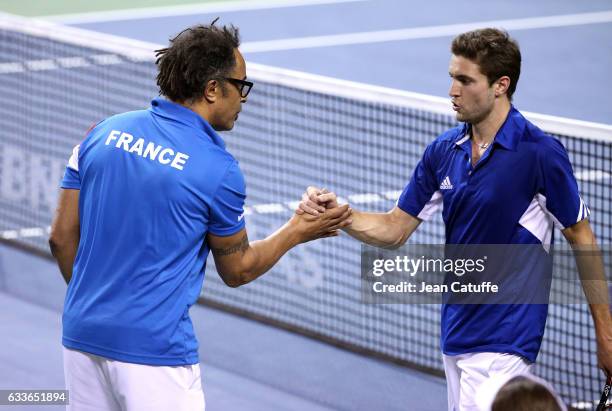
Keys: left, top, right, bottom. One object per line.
{"left": 212, "top": 234, "right": 249, "bottom": 256}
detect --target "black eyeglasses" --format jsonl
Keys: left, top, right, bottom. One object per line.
{"left": 224, "top": 77, "right": 253, "bottom": 98}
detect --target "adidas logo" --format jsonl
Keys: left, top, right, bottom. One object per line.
{"left": 440, "top": 176, "right": 453, "bottom": 190}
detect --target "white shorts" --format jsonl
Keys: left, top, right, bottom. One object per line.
{"left": 443, "top": 352, "right": 533, "bottom": 411}
{"left": 63, "top": 347, "right": 205, "bottom": 411}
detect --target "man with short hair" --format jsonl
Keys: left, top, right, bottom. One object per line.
{"left": 299, "top": 28, "right": 612, "bottom": 410}
{"left": 49, "top": 22, "right": 351, "bottom": 411}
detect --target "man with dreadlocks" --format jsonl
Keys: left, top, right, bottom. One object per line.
{"left": 49, "top": 21, "right": 351, "bottom": 411}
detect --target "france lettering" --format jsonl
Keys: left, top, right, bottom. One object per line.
{"left": 104, "top": 130, "right": 190, "bottom": 171}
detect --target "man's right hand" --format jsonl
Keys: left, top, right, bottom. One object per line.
{"left": 290, "top": 203, "right": 352, "bottom": 243}
{"left": 296, "top": 186, "right": 339, "bottom": 216}
{"left": 295, "top": 185, "right": 421, "bottom": 249}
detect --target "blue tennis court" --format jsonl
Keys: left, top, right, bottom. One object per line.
{"left": 57, "top": 0, "right": 612, "bottom": 124}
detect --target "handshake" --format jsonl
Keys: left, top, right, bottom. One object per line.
{"left": 289, "top": 186, "right": 353, "bottom": 244}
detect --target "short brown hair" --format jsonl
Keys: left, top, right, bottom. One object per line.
{"left": 492, "top": 376, "right": 562, "bottom": 411}
{"left": 451, "top": 28, "right": 521, "bottom": 99}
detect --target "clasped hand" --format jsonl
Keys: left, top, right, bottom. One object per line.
{"left": 291, "top": 186, "right": 351, "bottom": 242}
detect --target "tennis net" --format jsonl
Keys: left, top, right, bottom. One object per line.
{"left": 1, "top": 14, "right": 611, "bottom": 408}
